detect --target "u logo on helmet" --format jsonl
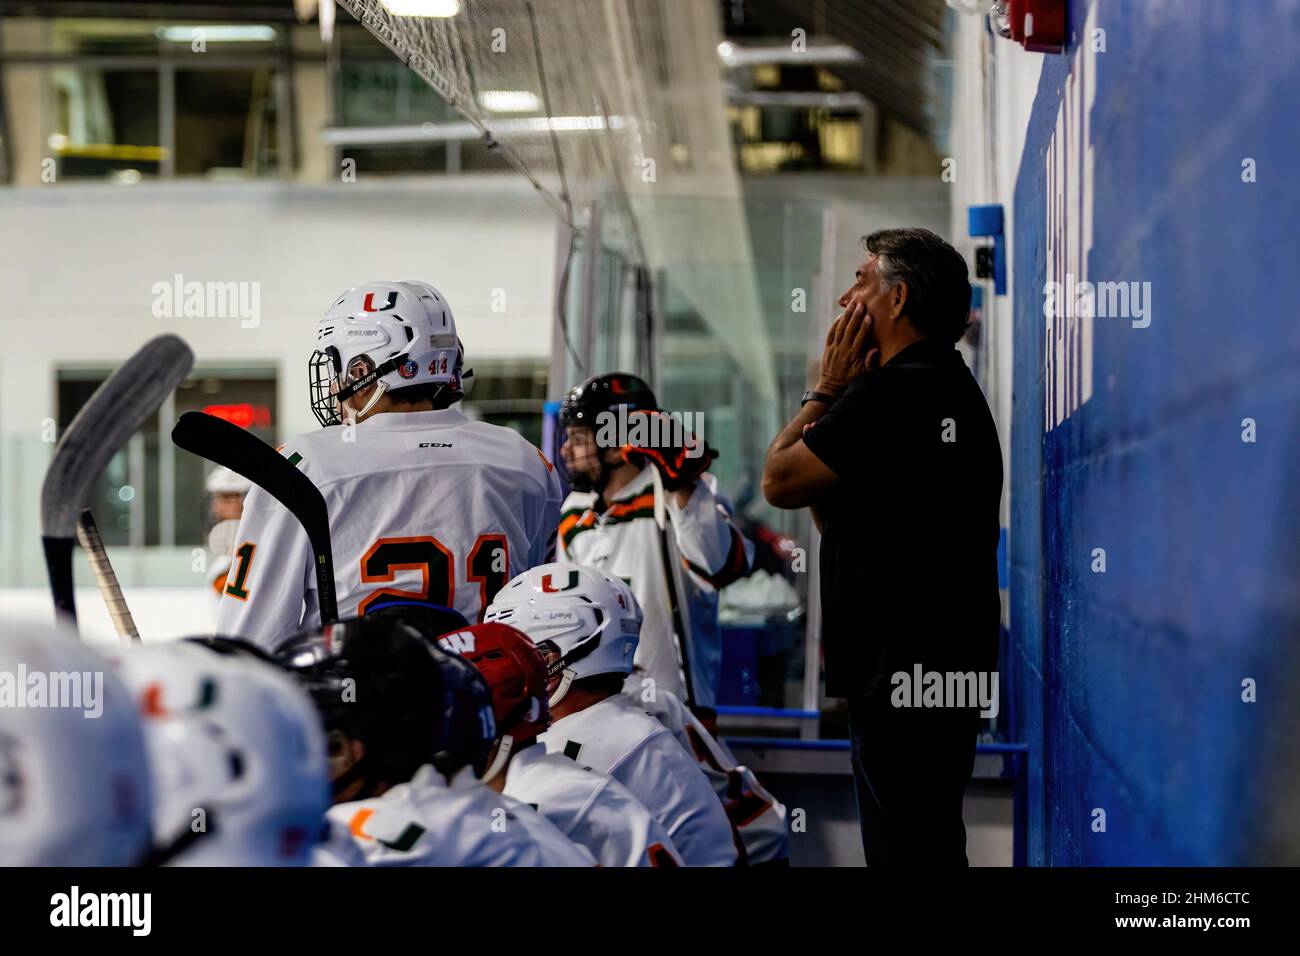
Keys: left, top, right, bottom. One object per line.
{"left": 541, "top": 571, "right": 580, "bottom": 593}
{"left": 362, "top": 291, "right": 398, "bottom": 312}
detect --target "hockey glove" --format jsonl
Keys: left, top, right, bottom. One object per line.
{"left": 620, "top": 411, "right": 718, "bottom": 491}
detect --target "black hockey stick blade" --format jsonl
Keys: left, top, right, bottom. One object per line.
{"left": 170, "top": 411, "right": 338, "bottom": 624}
{"left": 40, "top": 334, "right": 195, "bottom": 625}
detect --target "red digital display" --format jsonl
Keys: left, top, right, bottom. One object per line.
{"left": 202, "top": 403, "right": 272, "bottom": 429}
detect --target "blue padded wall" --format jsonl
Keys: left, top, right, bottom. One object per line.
{"left": 1009, "top": 0, "right": 1300, "bottom": 864}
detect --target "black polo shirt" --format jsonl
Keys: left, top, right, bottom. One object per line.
{"left": 801, "top": 337, "right": 1002, "bottom": 700}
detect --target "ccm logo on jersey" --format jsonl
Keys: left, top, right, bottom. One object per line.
{"left": 418, "top": 441, "right": 453, "bottom": 449}
{"left": 439, "top": 631, "right": 475, "bottom": 654}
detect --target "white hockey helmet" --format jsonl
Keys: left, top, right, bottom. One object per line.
{"left": 309, "top": 279, "right": 464, "bottom": 426}
{"left": 204, "top": 465, "right": 251, "bottom": 496}
{"left": 484, "top": 562, "right": 642, "bottom": 707}
{"left": 113, "top": 642, "right": 329, "bottom": 866}
{"left": 0, "top": 618, "right": 153, "bottom": 866}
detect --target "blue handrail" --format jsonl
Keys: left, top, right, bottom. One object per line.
{"left": 715, "top": 705, "right": 819, "bottom": 719}
{"left": 723, "top": 737, "right": 1028, "bottom": 755}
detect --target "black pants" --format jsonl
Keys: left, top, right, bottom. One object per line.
{"left": 847, "top": 696, "right": 980, "bottom": 866}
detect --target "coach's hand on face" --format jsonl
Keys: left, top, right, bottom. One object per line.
{"left": 816, "top": 298, "right": 880, "bottom": 398}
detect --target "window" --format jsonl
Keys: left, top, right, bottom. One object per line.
{"left": 330, "top": 25, "right": 521, "bottom": 176}
{"left": 55, "top": 367, "right": 278, "bottom": 548}
{"left": 51, "top": 68, "right": 163, "bottom": 178}
{"left": 461, "top": 360, "right": 548, "bottom": 448}
{"left": 33, "top": 19, "right": 288, "bottom": 181}
{"left": 174, "top": 68, "right": 280, "bottom": 177}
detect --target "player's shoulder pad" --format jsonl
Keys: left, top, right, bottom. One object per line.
{"left": 271, "top": 426, "right": 337, "bottom": 477}
{"left": 560, "top": 488, "right": 597, "bottom": 513}
{"left": 341, "top": 801, "right": 431, "bottom": 855}
{"left": 464, "top": 419, "right": 556, "bottom": 480}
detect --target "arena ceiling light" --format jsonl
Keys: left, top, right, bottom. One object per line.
{"left": 717, "top": 40, "right": 863, "bottom": 67}
{"left": 379, "top": 0, "right": 461, "bottom": 16}
{"left": 478, "top": 90, "right": 543, "bottom": 113}
{"left": 155, "top": 26, "right": 276, "bottom": 42}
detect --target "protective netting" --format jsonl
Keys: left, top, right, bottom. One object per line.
{"left": 335, "top": 0, "right": 776, "bottom": 399}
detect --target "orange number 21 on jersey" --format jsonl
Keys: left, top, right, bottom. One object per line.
{"left": 357, "top": 534, "right": 509, "bottom": 623}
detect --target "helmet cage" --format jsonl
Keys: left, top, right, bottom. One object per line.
{"left": 309, "top": 347, "right": 343, "bottom": 427}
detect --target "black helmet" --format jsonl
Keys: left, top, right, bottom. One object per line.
{"left": 183, "top": 634, "right": 279, "bottom": 665}
{"left": 363, "top": 599, "right": 469, "bottom": 641}
{"left": 274, "top": 616, "right": 495, "bottom": 797}
{"left": 556, "top": 373, "right": 658, "bottom": 493}
{"left": 425, "top": 647, "right": 498, "bottom": 781}
{"left": 559, "top": 372, "right": 658, "bottom": 428}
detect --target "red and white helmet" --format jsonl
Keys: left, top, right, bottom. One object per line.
{"left": 0, "top": 619, "right": 153, "bottom": 866}
{"left": 483, "top": 562, "right": 642, "bottom": 707}
{"left": 113, "top": 642, "right": 329, "bottom": 866}
{"left": 437, "top": 622, "right": 551, "bottom": 782}
{"left": 309, "top": 279, "right": 464, "bottom": 426}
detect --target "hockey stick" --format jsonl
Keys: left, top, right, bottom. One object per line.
{"left": 40, "top": 334, "right": 195, "bottom": 628}
{"left": 75, "top": 510, "right": 140, "bottom": 644}
{"left": 650, "top": 466, "right": 697, "bottom": 707}
{"left": 170, "top": 411, "right": 339, "bottom": 625}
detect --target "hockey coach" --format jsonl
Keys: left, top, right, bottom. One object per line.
{"left": 761, "top": 228, "right": 1002, "bottom": 866}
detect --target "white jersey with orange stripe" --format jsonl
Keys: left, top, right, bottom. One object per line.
{"left": 216, "top": 407, "right": 562, "bottom": 651}
{"left": 503, "top": 742, "right": 685, "bottom": 867}
{"left": 324, "top": 765, "right": 594, "bottom": 867}
{"left": 630, "top": 686, "right": 789, "bottom": 864}
{"left": 556, "top": 467, "right": 752, "bottom": 709}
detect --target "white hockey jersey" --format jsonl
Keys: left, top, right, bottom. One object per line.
{"left": 324, "top": 765, "right": 594, "bottom": 867}
{"left": 631, "top": 687, "right": 789, "bottom": 864}
{"left": 503, "top": 742, "right": 684, "bottom": 867}
{"left": 313, "top": 818, "right": 369, "bottom": 867}
{"left": 557, "top": 467, "right": 752, "bottom": 709}
{"left": 539, "top": 693, "right": 737, "bottom": 866}
{"left": 217, "top": 408, "right": 562, "bottom": 650}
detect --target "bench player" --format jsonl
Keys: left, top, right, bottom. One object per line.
{"left": 218, "top": 280, "right": 562, "bottom": 649}
{"left": 279, "top": 615, "right": 592, "bottom": 866}
{"left": 555, "top": 373, "right": 752, "bottom": 729}
{"left": 438, "top": 620, "right": 685, "bottom": 866}
{"left": 485, "top": 562, "right": 739, "bottom": 865}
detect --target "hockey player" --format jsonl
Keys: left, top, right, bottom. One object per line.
{"left": 218, "top": 280, "right": 563, "bottom": 649}
{"left": 203, "top": 465, "right": 252, "bottom": 607}
{"left": 631, "top": 682, "right": 790, "bottom": 866}
{"left": 592, "top": 573, "right": 788, "bottom": 864}
{"left": 437, "top": 621, "right": 685, "bottom": 867}
{"left": 0, "top": 619, "right": 154, "bottom": 866}
{"left": 485, "top": 562, "right": 739, "bottom": 866}
{"left": 112, "top": 640, "right": 330, "bottom": 866}
{"left": 555, "top": 373, "right": 752, "bottom": 727}
{"left": 278, "top": 615, "right": 592, "bottom": 866}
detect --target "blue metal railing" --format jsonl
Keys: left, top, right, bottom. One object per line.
{"left": 715, "top": 705, "right": 819, "bottom": 719}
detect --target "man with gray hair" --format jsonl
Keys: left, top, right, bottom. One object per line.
{"left": 762, "top": 228, "right": 1002, "bottom": 866}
